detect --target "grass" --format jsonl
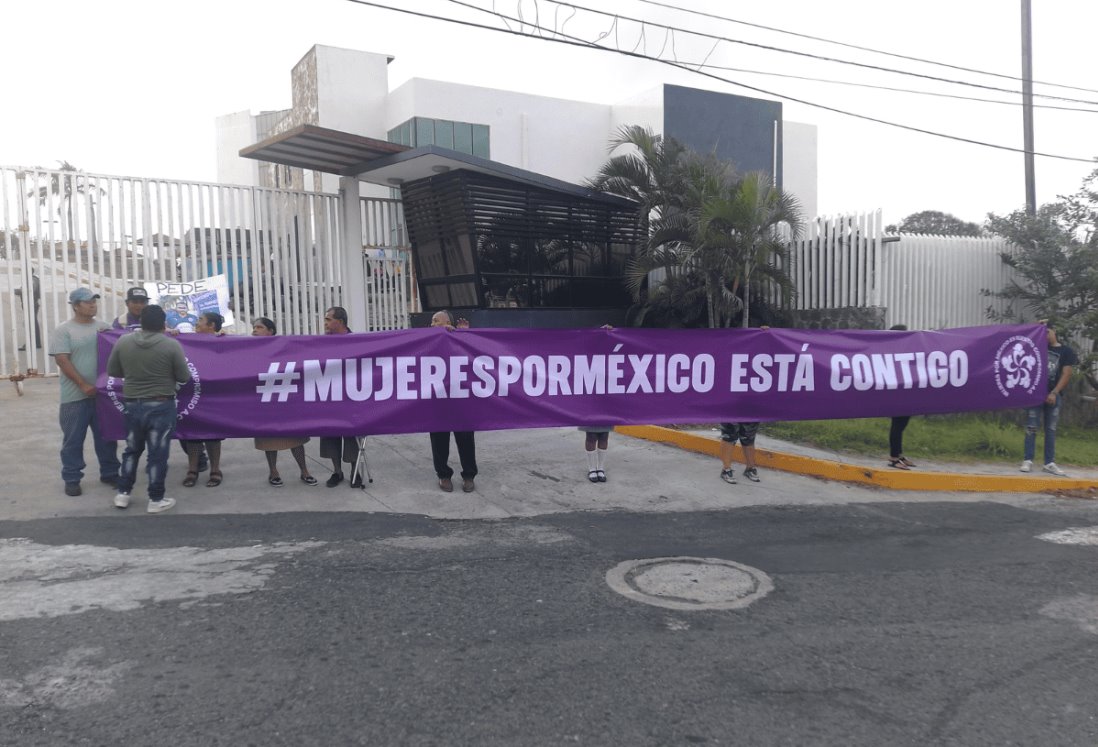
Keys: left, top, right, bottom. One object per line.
{"left": 758, "top": 414, "right": 1098, "bottom": 468}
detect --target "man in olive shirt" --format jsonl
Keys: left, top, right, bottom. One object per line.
{"left": 107, "top": 305, "right": 190, "bottom": 513}
{"left": 49, "top": 287, "right": 120, "bottom": 496}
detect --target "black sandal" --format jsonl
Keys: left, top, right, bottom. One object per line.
{"left": 182, "top": 471, "right": 198, "bottom": 487}
{"left": 899, "top": 456, "right": 917, "bottom": 468}
{"left": 888, "top": 458, "right": 910, "bottom": 470}
{"left": 206, "top": 470, "right": 223, "bottom": 487}
{"left": 269, "top": 475, "right": 284, "bottom": 487}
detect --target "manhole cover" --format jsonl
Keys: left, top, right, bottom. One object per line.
{"left": 606, "top": 556, "right": 773, "bottom": 611}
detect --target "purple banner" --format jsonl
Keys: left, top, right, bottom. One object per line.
{"left": 96, "top": 325, "right": 1048, "bottom": 440}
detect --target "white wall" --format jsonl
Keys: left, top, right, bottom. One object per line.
{"left": 609, "top": 86, "right": 665, "bottom": 140}
{"left": 388, "top": 78, "right": 612, "bottom": 185}
{"left": 215, "top": 110, "right": 259, "bottom": 186}
{"left": 783, "top": 121, "right": 818, "bottom": 222}
{"left": 314, "top": 46, "right": 391, "bottom": 137}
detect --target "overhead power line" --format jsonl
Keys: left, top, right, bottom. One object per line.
{"left": 631, "top": 0, "right": 1098, "bottom": 96}
{"left": 528, "top": 0, "right": 1098, "bottom": 107}
{"left": 343, "top": 0, "right": 1097, "bottom": 163}
{"left": 672, "top": 62, "right": 1098, "bottom": 114}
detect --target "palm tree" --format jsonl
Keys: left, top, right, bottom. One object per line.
{"left": 699, "top": 172, "right": 803, "bottom": 327}
{"left": 587, "top": 125, "right": 689, "bottom": 224}
{"left": 28, "top": 161, "right": 102, "bottom": 248}
{"left": 590, "top": 127, "right": 801, "bottom": 328}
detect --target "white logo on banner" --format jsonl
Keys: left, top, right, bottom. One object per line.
{"left": 105, "top": 355, "right": 203, "bottom": 424}
{"left": 993, "top": 336, "right": 1041, "bottom": 398}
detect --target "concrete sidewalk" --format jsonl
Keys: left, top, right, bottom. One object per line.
{"left": 622, "top": 426, "right": 1098, "bottom": 495}
{"left": 4, "top": 376, "right": 1093, "bottom": 523}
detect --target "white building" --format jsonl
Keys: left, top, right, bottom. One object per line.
{"left": 216, "top": 45, "right": 818, "bottom": 219}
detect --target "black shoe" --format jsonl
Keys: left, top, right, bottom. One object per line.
{"left": 326, "top": 472, "right": 344, "bottom": 488}
{"left": 439, "top": 477, "right": 453, "bottom": 492}
{"left": 349, "top": 474, "right": 363, "bottom": 488}
{"left": 64, "top": 482, "right": 82, "bottom": 496}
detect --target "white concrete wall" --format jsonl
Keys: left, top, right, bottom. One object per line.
{"left": 215, "top": 110, "right": 259, "bottom": 186}
{"left": 387, "top": 79, "right": 612, "bottom": 185}
{"left": 314, "top": 45, "right": 391, "bottom": 137}
{"left": 609, "top": 86, "right": 665, "bottom": 140}
{"left": 783, "top": 121, "right": 818, "bottom": 222}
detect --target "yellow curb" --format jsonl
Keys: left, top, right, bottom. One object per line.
{"left": 617, "top": 425, "right": 1098, "bottom": 494}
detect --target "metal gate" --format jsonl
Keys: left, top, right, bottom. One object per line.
{"left": 1, "top": 165, "right": 414, "bottom": 380}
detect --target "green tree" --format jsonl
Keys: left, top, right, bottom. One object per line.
{"left": 587, "top": 125, "right": 688, "bottom": 223}
{"left": 886, "top": 210, "right": 983, "bottom": 236}
{"left": 595, "top": 134, "right": 800, "bottom": 329}
{"left": 984, "top": 170, "right": 1098, "bottom": 366}
{"left": 700, "top": 172, "right": 802, "bottom": 327}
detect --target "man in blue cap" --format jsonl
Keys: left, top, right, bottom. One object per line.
{"left": 48, "top": 287, "right": 120, "bottom": 496}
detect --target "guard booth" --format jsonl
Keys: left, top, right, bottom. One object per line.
{"left": 241, "top": 126, "right": 643, "bottom": 329}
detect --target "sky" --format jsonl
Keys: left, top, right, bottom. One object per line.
{"left": 3, "top": 0, "right": 1096, "bottom": 225}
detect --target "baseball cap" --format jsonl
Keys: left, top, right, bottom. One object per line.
{"left": 126, "top": 287, "right": 149, "bottom": 302}
{"left": 68, "top": 287, "right": 100, "bottom": 303}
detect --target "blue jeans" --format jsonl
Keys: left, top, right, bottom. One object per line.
{"left": 59, "top": 398, "right": 120, "bottom": 484}
{"left": 117, "top": 400, "right": 178, "bottom": 501}
{"left": 1024, "top": 395, "right": 1061, "bottom": 465}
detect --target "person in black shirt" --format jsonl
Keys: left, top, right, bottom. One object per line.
{"left": 1021, "top": 322, "right": 1077, "bottom": 476}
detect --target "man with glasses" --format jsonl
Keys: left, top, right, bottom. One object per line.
{"left": 49, "top": 287, "right": 120, "bottom": 496}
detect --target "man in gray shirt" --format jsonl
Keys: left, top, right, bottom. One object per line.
{"left": 49, "top": 287, "right": 120, "bottom": 496}
{"left": 106, "top": 304, "right": 190, "bottom": 513}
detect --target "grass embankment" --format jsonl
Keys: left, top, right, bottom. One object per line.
{"left": 761, "top": 414, "right": 1098, "bottom": 467}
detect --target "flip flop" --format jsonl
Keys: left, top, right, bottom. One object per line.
{"left": 301, "top": 475, "right": 318, "bottom": 486}
{"left": 888, "top": 458, "right": 910, "bottom": 470}
{"left": 269, "top": 476, "right": 284, "bottom": 487}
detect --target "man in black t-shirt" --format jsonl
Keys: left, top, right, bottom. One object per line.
{"left": 1021, "top": 324, "right": 1077, "bottom": 476}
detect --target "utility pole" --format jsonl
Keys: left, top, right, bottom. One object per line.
{"left": 1021, "top": 0, "right": 1036, "bottom": 215}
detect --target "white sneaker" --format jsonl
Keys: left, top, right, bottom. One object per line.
{"left": 1019, "top": 460, "right": 1032, "bottom": 473}
{"left": 1043, "top": 462, "right": 1067, "bottom": 477}
{"left": 147, "top": 497, "right": 176, "bottom": 514}
{"left": 113, "top": 492, "right": 131, "bottom": 509}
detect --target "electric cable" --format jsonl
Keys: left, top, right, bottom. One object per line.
{"left": 342, "top": 0, "right": 1098, "bottom": 163}
{"left": 520, "top": 0, "right": 1098, "bottom": 106}
{"left": 629, "top": 0, "right": 1098, "bottom": 96}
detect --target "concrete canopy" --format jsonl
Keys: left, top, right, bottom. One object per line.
{"left": 239, "top": 125, "right": 635, "bottom": 209}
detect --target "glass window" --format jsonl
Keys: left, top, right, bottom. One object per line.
{"left": 424, "top": 285, "right": 450, "bottom": 308}
{"left": 416, "top": 118, "right": 435, "bottom": 147}
{"left": 387, "top": 121, "right": 412, "bottom": 146}
{"left": 454, "top": 122, "right": 473, "bottom": 154}
{"left": 435, "top": 119, "right": 455, "bottom": 150}
{"left": 472, "top": 125, "right": 490, "bottom": 158}
{"left": 448, "top": 281, "right": 478, "bottom": 307}
{"left": 416, "top": 239, "right": 447, "bottom": 280}
{"left": 443, "top": 234, "right": 475, "bottom": 275}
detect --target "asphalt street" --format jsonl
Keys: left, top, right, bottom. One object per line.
{"left": 4, "top": 499, "right": 1098, "bottom": 746}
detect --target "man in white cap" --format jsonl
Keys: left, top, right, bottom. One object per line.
{"left": 48, "top": 287, "right": 120, "bottom": 496}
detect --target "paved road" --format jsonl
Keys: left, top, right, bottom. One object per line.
{"left": 4, "top": 500, "right": 1098, "bottom": 746}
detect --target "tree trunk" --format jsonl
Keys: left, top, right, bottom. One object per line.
{"left": 742, "top": 268, "right": 752, "bottom": 328}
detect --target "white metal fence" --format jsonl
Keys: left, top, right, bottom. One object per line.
{"left": 1, "top": 166, "right": 415, "bottom": 379}
{"left": 783, "top": 211, "right": 1019, "bottom": 329}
